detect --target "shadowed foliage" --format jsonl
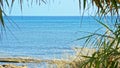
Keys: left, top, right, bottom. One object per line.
{"left": 80, "top": 0, "right": 120, "bottom": 16}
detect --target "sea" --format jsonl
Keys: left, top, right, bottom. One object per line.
{"left": 0, "top": 16, "right": 109, "bottom": 60}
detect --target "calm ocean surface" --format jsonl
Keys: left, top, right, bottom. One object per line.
{"left": 0, "top": 16, "right": 105, "bottom": 59}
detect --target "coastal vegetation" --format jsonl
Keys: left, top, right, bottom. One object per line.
{"left": 77, "top": 0, "right": 120, "bottom": 68}
{"left": 0, "top": 0, "right": 120, "bottom": 68}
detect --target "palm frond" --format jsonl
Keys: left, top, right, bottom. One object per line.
{"left": 0, "top": 0, "right": 46, "bottom": 28}
{"left": 80, "top": 0, "right": 120, "bottom": 16}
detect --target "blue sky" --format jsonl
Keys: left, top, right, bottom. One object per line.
{"left": 5, "top": 0, "right": 81, "bottom": 16}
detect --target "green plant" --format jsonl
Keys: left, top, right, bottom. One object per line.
{"left": 77, "top": 0, "right": 120, "bottom": 68}
{"left": 77, "top": 18, "right": 120, "bottom": 68}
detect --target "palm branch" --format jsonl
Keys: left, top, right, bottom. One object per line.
{"left": 1, "top": 0, "right": 120, "bottom": 27}
{"left": 0, "top": 0, "right": 46, "bottom": 28}
{"left": 80, "top": 0, "right": 120, "bottom": 16}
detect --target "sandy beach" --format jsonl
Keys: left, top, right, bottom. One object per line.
{"left": 0, "top": 48, "right": 96, "bottom": 68}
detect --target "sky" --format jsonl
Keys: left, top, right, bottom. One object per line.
{"left": 4, "top": 0, "right": 81, "bottom": 16}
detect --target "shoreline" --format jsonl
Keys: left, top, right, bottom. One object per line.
{"left": 0, "top": 48, "right": 96, "bottom": 68}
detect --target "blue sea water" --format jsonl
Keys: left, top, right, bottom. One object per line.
{"left": 0, "top": 16, "right": 105, "bottom": 59}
